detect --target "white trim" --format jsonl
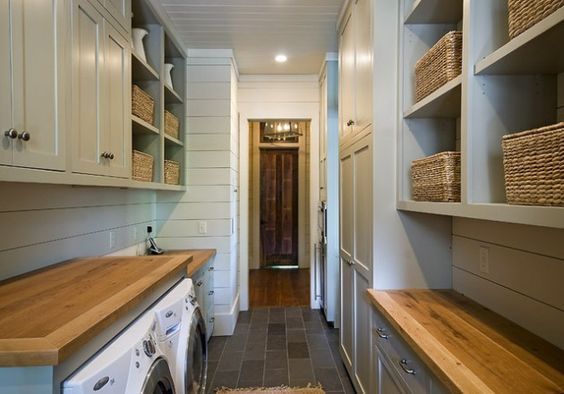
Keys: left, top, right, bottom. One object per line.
{"left": 212, "top": 292, "right": 240, "bottom": 336}
{"left": 239, "top": 74, "right": 319, "bottom": 83}
{"left": 325, "top": 52, "right": 338, "bottom": 62}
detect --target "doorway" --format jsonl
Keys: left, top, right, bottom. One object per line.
{"left": 248, "top": 119, "right": 311, "bottom": 307}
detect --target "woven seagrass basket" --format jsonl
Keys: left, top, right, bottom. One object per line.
{"left": 132, "top": 150, "right": 154, "bottom": 182}
{"left": 415, "top": 31, "right": 462, "bottom": 102}
{"left": 164, "top": 160, "right": 180, "bottom": 185}
{"left": 164, "top": 110, "right": 180, "bottom": 139}
{"left": 132, "top": 85, "right": 155, "bottom": 125}
{"left": 508, "top": 0, "right": 564, "bottom": 39}
{"left": 411, "top": 151, "right": 461, "bottom": 202}
{"left": 502, "top": 122, "right": 563, "bottom": 206}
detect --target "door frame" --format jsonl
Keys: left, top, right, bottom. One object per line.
{"left": 238, "top": 84, "right": 320, "bottom": 311}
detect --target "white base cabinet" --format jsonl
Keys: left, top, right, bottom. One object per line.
{"left": 191, "top": 257, "right": 216, "bottom": 341}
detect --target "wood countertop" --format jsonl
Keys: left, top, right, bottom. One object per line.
{"left": 164, "top": 249, "right": 216, "bottom": 276}
{"left": 0, "top": 254, "right": 192, "bottom": 367}
{"left": 367, "top": 289, "right": 564, "bottom": 393}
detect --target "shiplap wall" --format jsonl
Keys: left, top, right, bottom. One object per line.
{"left": 452, "top": 218, "right": 564, "bottom": 348}
{"left": 156, "top": 50, "right": 239, "bottom": 335}
{"left": 0, "top": 183, "right": 155, "bottom": 281}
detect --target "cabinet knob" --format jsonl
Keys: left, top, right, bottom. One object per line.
{"left": 375, "top": 327, "right": 389, "bottom": 339}
{"left": 109, "top": 152, "right": 115, "bottom": 160}
{"left": 208, "top": 290, "right": 214, "bottom": 296}
{"left": 346, "top": 120, "right": 355, "bottom": 127}
{"left": 196, "top": 280, "right": 203, "bottom": 287}
{"left": 18, "top": 131, "right": 30, "bottom": 141}
{"left": 101, "top": 152, "right": 109, "bottom": 159}
{"left": 4, "top": 128, "right": 18, "bottom": 139}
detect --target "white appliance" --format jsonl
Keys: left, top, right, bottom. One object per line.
{"left": 62, "top": 279, "right": 207, "bottom": 394}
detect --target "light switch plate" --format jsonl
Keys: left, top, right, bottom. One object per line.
{"left": 479, "top": 246, "right": 489, "bottom": 274}
{"left": 198, "top": 221, "right": 208, "bottom": 234}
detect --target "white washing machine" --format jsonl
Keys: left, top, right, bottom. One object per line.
{"left": 154, "top": 279, "right": 208, "bottom": 394}
{"left": 62, "top": 279, "right": 207, "bottom": 394}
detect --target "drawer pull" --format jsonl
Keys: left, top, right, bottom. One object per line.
{"left": 399, "top": 359, "right": 415, "bottom": 375}
{"left": 196, "top": 280, "right": 203, "bottom": 287}
{"left": 376, "top": 327, "right": 389, "bottom": 339}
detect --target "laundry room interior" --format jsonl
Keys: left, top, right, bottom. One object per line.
{"left": 0, "top": 0, "right": 563, "bottom": 393}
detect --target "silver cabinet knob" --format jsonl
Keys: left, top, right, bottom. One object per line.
{"left": 196, "top": 280, "right": 203, "bottom": 287}
{"left": 109, "top": 152, "right": 115, "bottom": 159}
{"left": 101, "top": 152, "right": 108, "bottom": 159}
{"left": 4, "top": 128, "right": 17, "bottom": 139}
{"left": 346, "top": 120, "right": 355, "bottom": 126}
{"left": 18, "top": 131, "right": 30, "bottom": 141}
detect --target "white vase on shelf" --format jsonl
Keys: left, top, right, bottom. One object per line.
{"left": 164, "top": 63, "right": 174, "bottom": 90}
{"left": 132, "top": 28, "right": 148, "bottom": 62}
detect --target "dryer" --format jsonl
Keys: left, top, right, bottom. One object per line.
{"left": 154, "top": 279, "right": 207, "bottom": 394}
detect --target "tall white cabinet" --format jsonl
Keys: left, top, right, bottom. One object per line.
{"left": 0, "top": 0, "right": 66, "bottom": 171}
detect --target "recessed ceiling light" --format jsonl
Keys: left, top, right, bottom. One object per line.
{"left": 275, "top": 54, "right": 287, "bottom": 63}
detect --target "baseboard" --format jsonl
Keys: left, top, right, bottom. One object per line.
{"left": 212, "top": 292, "right": 240, "bottom": 336}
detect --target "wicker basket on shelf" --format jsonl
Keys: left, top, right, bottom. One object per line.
{"left": 411, "top": 151, "right": 461, "bottom": 202}
{"left": 415, "top": 31, "right": 462, "bottom": 102}
{"left": 132, "top": 150, "right": 154, "bottom": 182}
{"left": 164, "top": 110, "right": 180, "bottom": 139}
{"left": 502, "top": 122, "right": 563, "bottom": 206}
{"left": 132, "top": 85, "right": 155, "bottom": 125}
{"left": 508, "top": 0, "right": 564, "bottom": 39}
{"left": 164, "top": 160, "right": 180, "bottom": 185}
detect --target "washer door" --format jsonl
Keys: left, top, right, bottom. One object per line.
{"left": 141, "top": 357, "right": 175, "bottom": 394}
{"left": 185, "top": 307, "right": 208, "bottom": 393}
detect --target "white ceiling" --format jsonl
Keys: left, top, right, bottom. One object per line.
{"left": 158, "top": 0, "right": 345, "bottom": 74}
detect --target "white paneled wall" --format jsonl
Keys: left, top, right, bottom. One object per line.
{"left": 0, "top": 183, "right": 155, "bottom": 281}
{"left": 156, "top": 50, "right": 239, "bottom": 335}
{"left": 452, "top": 218, "right": 564, "bottom": 348}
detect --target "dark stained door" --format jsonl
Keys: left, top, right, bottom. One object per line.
{"left": 260, "top": 148, "right": 299, "bottom": 267}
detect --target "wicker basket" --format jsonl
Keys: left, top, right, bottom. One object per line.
{"left": 415, "top": 31, "right": 462, "bottom": 102}
{"left": 502, "top": 122, "right": 563, "bottom": 206}
{"left": 411, "top": 151, "right": 461, "bottom": 202}
{"left": 132, "top": 150, "right": 154, "bottom": 182}
{"left": 508, "top": 0, "right": 564, "bottom": 39}
{"left": 164, "top": 160, "right": 180, "bottom": 185}
{"left": 164, "top": 110, "right": 180, "bottom": 139}
{"left": 132, "top": 85, "right": 155, "bottom": 125}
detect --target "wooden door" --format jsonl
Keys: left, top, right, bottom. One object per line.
{"left": 339, "top": 12, "right": 355, "bottom": 139}
{"left": 260, "top": 149, "right": 299, "bottom": 267}
{"left": 11, "top": 0, "right": 66, "bottom": 170}
{"left": 104, "top": 20, "right": 130, "bottom": 178}
{"left": 71, "top": 0, "right": 107, "bottom": 176}
{"left": 354, "top": 0, "right": 373, "bottom": 134}
{"left": 0, "top": 0, "right": 13, "bottom": 165}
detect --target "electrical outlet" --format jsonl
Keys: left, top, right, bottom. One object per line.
{"left": 110, "top": 230, "right": 116, "bottom": 249}
{"left": 479, "top": 246, "right": 489, "bottom": 274}
{"left": 198, "top": 221, "right": 208, "bottom": 234}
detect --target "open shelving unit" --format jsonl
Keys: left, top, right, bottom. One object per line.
{"left": 397, "top": 0, "right": 564, "bottom": 229}
{"left": 131, "top": 0, "right": 186, "bottom": 188}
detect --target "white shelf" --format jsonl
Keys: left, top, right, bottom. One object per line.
{"left": 132, "top": 115, "right": 159, "bottom": 135}
{"left": 404, "top": 75, "right": 462, "bottom": 118}
{"left": 475, "top": 7, "right": 564, "bottom": 75}
{"left": 397, "top": 200, "right": 564, "bottom": 229}
{"left": 164, "top": 133, "right": 184, "bottom": 147}
{"left": 132, "top": 52, "right": 159, "bottom": 81}
{"left": 404, "top": 0, "right": 463, "bottom": 24}
{"left": 164, "top": 84, "right": 183, "bottom": 104}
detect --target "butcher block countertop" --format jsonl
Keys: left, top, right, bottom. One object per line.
{"left": 0, "top": 254, "right": 192, "bottom": 367}
{"left": 165, "top": 249, "right": 216, "bottom": 276}
{"left": 367, "top": 289, "right": 564, "bottom": 393}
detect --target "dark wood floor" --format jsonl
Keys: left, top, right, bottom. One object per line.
{"left": 249, "top": 268, "right": 310, "bottom": 307}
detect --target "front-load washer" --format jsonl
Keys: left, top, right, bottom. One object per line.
{"left": 62, "top": 301, "right": 175, "bottom": 394}
{"left": 153, "top": 279, "right": 207, "bottom": 394}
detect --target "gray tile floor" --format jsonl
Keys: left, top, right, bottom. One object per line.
{"left": 206, "top": 307, "right": 356, "bottom": 393}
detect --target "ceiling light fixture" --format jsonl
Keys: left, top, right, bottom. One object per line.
{"left": 275, "top": 54, "right": 287, "bottom": 63}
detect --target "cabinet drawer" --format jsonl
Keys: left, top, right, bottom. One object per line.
{"left": 372, "top": 310, "right": 429, "bottom": 393}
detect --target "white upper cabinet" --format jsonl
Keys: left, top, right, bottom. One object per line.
{"left": 1, "top": 0, "right": 66, "bottom": 171}
{"left": 71, "top": 0, "right": 130, "bottom": 178}
{"left": 104, "top": 0, "right": 131, "bottom": 33}
{"left": 340, "top": 13, "right": 355, "bottom": 139}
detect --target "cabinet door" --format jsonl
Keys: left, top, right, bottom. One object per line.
{"left": 71, "top": 0, "right": 107, "bottom": 176}
{"left": 353, "top": 0, "right": 373, "bottom": 134}
{"left": 104, "top": 21, "right": 130, "bottom": 178}
{"left": 340, "top": 256, "right": 354, "bottom": 371}
{"left": 352, "top": 134, "right": 372, "bottom": 279}
{"left": 104, "top": 0, "right": 130, "bottom": 33}
{"left": 340, "top": 148, "right": 353, "bottom": 263}
{"left": 0, "top": 0, "right": 12, "bottom": 165}
{"left": 354, "top": 271, "right": 371, "bottom": 394}
{"left": 11, "top": 0, "right": 66, "bottom": 170}
{"left": 339, "top": 13, "right": 355, "bottom": 140}
{"left": 374, "top": 348, "right": 406, "bottom": 394}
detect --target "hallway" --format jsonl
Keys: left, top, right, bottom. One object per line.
{"left": 249, "top": 269, "right": 310, "bottom": 307}
{"left": 206, "top": 307, "right": 355, "bottom": 393}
